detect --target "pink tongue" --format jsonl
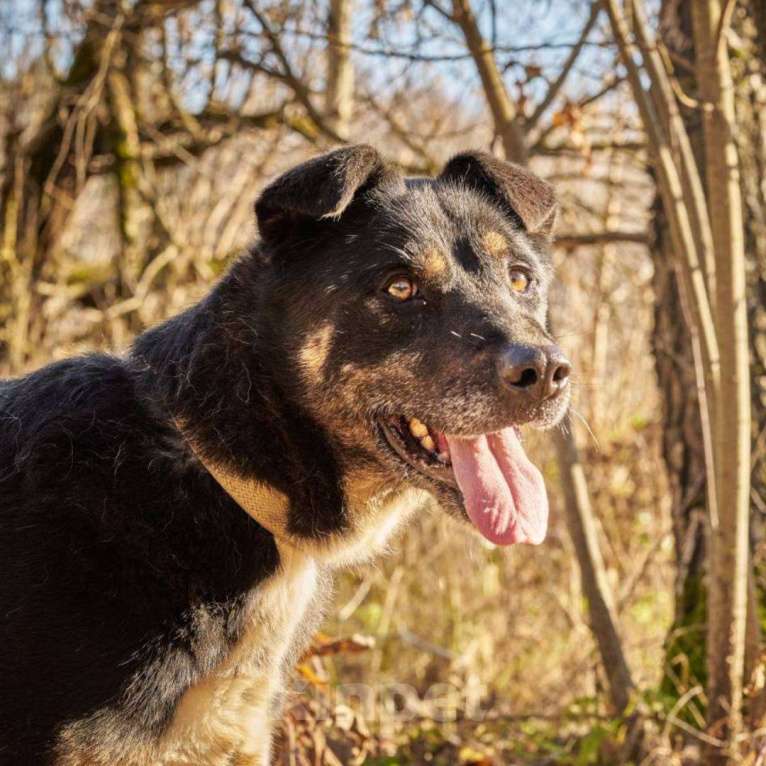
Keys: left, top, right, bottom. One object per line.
{"left": 445, "top": 428, "right": 548, "bottom": 546}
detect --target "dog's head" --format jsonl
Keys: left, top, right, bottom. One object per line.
{"left": 254, "top": 145, "right": 570, "bottom": 546}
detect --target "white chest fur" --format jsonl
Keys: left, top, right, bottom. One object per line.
{"left": 157, "top": 545, "right": 319, "bottom": 766}
{"left": 156, "top": 484, "right": 427, "bottom": 765}
{"left": 300, "top": 484, "right": 429, "bottom": 568}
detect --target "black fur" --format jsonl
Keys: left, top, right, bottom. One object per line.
{"left": 0, "top": 353, "right": 280, "bottom": 760}
{"left": 0, "top": 145, "right": 566, "bottom": 763}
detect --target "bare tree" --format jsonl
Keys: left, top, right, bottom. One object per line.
{"left": 693, "top": 2, "right": 751, "bottom": 754}
{"left": 603, "top": 0, "right": 752, "bottom": 760}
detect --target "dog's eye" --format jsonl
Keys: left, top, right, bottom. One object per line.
{"left": 509, "top": 270, "right": 531, "bottom": 294}
{"left": 385, "top": 276, "right": 418, "bottom": 302}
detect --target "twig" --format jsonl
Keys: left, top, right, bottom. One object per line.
{"left": 527, "top": 2, "right": 601, "bottom": 131}
{"left": 555, "top": 231, "right": 648, "bottom": 248}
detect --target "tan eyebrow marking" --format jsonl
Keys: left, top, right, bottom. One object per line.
{"left": 421, "top": 247, "right": 447, "bottom": 279}
{"left": 482, "top": 230, "right": 509, "bottom": 258}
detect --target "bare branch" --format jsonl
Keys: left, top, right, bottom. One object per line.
{"left": 555, "top": 231, "right": 648, "bottom": 248}
{"left": 239, "top": 0, "right": 346, "bottom": 145}
{"left": 526, "top": 1, "right": 601, "bottom": 132}
{"left": 601, "top": 0, "right": 720, "bottom": 395}
{"left": 530, "top": 74, "right": 628, "bottom": 155}
{"left": 449, "top": 0, "right": 527, "bottom": 162}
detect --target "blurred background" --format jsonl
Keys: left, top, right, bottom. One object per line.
{"left": 1, "top": 1, "right": 764, "bottom": 764}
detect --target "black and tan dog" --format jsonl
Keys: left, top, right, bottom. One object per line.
{"left": 0, "top": 146, "right": 570, "bottom": 765}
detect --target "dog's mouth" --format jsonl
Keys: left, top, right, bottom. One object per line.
{"left": 380, "top": 416, "right": 457, "bottom": 487}
{"left": 378, "top": 415, "right": 548, "bottom": 546}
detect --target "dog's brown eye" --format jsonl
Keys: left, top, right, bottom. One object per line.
{"left": 386, "top": 276, "right": 418, "bottom": 301}
{"left": 510, "top": 270, "right": 530, "bottom": 293}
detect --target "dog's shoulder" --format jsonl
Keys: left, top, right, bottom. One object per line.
{"left": 1, "top": 355, "right": 132, "bottom": 487}
{"left": 0, "top": 353, "right": 175, "bottom": 503}
{"left": 1, "top": 352, "right": 137, "bottom": 435}
{"left": 0, "top": 351, "right": 287, "bottom": 763}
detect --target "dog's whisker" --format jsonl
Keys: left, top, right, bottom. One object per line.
{"left": 450, "top": 330, "right": 463, "bottom": 338}
{"left": 569, "top": 407, "right": 601, "bottom": 451}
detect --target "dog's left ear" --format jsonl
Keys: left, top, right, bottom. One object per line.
{"left": 440, "top": 152, "right": 557, "bottom": 238}
{"left": 256, "top": 145, "right": 393, "bottom": 244}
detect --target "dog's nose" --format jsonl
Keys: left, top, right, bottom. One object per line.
{"left": 499, "top": 344, "right": 571, "bottom": 400}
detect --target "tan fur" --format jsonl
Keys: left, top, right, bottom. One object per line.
{"left": 482, "top": 230, "right": 508, "bottom": 258}
{"left": 201, "top": 462, "right": 291, "bottom": 539}
{"left": 421, "top": 247, "right": 447, "bottom": 280}
{"left": 178, "top": 419, "right": 423, "bottom": 558}
{"left": 298, "top": 323, "right": 334, "bottom": 384}
{"left": 337, "top": 351, "right": 424, "bottom": 411}
{"left": 197, "top": 456, "right": 423, "bottom": 566}
{"left": 54, "top": 721, "right": 154, "bottom": 766}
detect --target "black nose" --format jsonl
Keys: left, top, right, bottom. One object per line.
{"left": 498, "top": 343, "right": 571, "bottom": 400}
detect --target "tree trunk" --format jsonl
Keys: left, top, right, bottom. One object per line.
{"left": 325, "top": 0, "right": 354, "bottom": 140}
{"left": 109, "top": 54, "right": 149, "bottom": 298}
{"left": 652, "top": 192, "right": 709, "bottom": 695}
{"left": 554, "top": 420, "right": 635, "bottom": 713}
{"left": 651, "top": 0, "right": 709, "bottom": 701}
{"left": 604, "top": 3, "right": 755, "bottom": 758}
{"left": 734, "top": 0, "right": 766, "bottom": 727}
{"left": 692, "top": 4, "right": 752, "bottom": 758}
{"left": 0, "top": 1, "right": 120, "bottom": 372}
{"left": 649, "top": 0, "right": 766, "bottom": 738}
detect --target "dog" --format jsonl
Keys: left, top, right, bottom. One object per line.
{"left": 0, "top": 145, "right": 570, "bottom": 765}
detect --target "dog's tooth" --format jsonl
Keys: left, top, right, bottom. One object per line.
{"left": 437, "top": 451, "right": 450, "bottom": 463}
{"left": 420, "top": 435, "right": 435, "bottom": 452}
{"left": 409, "top": 418, "right": 428, "bottom": 438}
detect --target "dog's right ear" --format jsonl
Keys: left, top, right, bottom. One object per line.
{"left": 255, "top": 145, "right": 391, "bottom": 244}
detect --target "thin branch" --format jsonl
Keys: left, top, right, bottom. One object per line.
{"left": 282, "top": 23, "right": 614, "bottom": 59}
{"left": 526, "top": 1, "right": 601, "bottom": 131}
{"left": 629, "top": 0, "right": 717, "bottom": 302}
{"left": 555, "top": 230, "right": 648, "bottom": 248}
{"left": 449, "top": 0, "right": 527, "bottom": 162}
{"left": 714, "top": 0, "right": 737, "bottom": 57}
{"left": 359, "top": 90, "right": 440, "bottom": 173}
{"left": 530, "top": 73, "right": 628, "bottom": 154}
{"left": 240, "top": 0, "right": 346, "bottom": 145}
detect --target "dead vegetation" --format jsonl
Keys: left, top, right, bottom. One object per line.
{"left": 2, "top": 1, "right": 765, "bottom": 764}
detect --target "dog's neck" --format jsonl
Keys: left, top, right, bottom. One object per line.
{"left": 131, "top": 256, "right": 396, "bottom": 548}
{"left": 175, "top": 419, "right": 292, "bottom": 539}
{"left": 176, "top": 424, "right": 420, "bottom": 567}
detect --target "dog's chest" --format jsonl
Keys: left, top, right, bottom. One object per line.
{"left": 156, "top": 486, "right": 424, "bottom": 764}
{"left": 157, "top": 546, "right": 321, "bottom": 765}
